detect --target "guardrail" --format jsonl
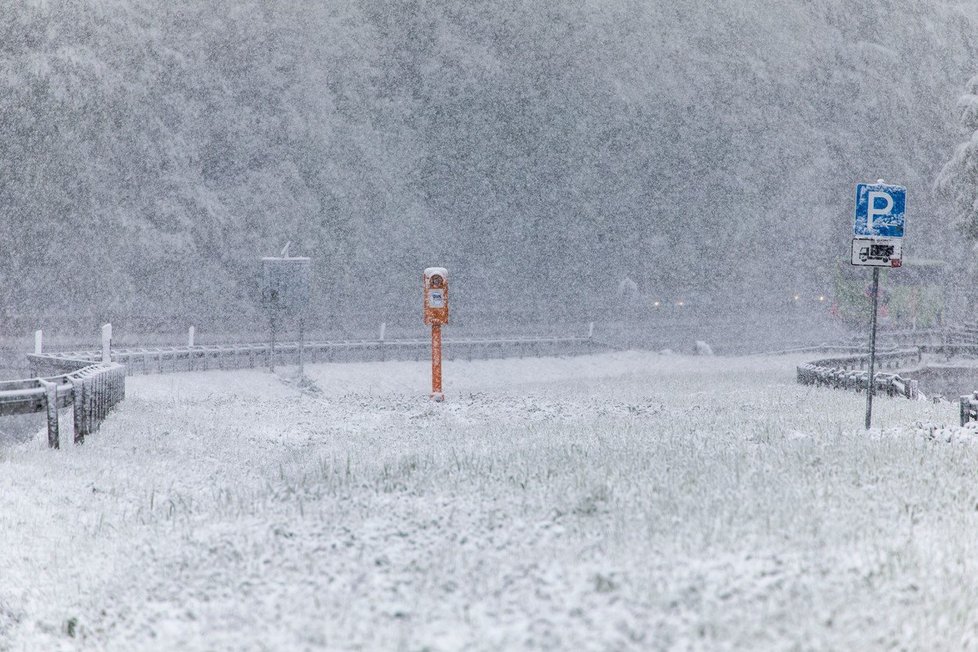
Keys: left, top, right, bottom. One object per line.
{"left": 2, "top": 355, "right": 125, "bottom": 449}
{"left": 960, "top": 393, "right": 978, "bottom": 426}
{"left": 29, "top": 335, "right": 598, "bottom": 376}
{"left": 0, "top": 332, "right": 596, "bottom": 450}
{"left": 796, "top": 347, "right": 921, "bottom": 400}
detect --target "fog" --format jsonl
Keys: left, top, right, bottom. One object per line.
{"left": 2, "top": 0, "right": 976, "bottom": 351}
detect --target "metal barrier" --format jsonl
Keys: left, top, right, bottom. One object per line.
{"left": 796, "top": 348, "right": 921, "bottom": 400}
{"left": 29, "top": 335, "right": 599, "bottom": 376}
{"left": 961, "top": 393, "right": 978, "bottom": 426}
{"left": 1, "top": 332, "right": 597, "bottom": 449}
{"left": 2, "top": 355, "right": 126, "bottom": 449}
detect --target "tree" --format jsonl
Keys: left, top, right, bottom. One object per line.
{"left": 937, "top": 74, "right": 978, "bottom": 240}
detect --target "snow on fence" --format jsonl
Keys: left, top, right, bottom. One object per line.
{"left": 2, "top": 355, "right": 126, "bottom": 449}
{"left": 30, "top": 334, "right": 599, "bottom": 376}
{"left": 796, "top": 347, "right": 921, "bottom": 400}
{"left": 0, "top": 327, "right": 598, "bottom": 450}
{"left": 958, "top": 392, "right": 978, "bottom": 427}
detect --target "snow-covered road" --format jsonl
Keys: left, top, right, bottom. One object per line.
{"left": 0, "top": 352, "right": 971, "bottom": 650}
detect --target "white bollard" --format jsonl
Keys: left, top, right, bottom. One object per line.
{"left": 101, "top": 323, "right": 112, "bottom": 363}
{"left": 588, "top": 322, "right": 595, "bottom": 339}
{"left": 34, "top": 330, "right": 42, "bottom": 355}
{"left": 188, "top": 325, "right": 195, "bottom": 347}
{"left": 379, "top": 322, "right": 386, "bottom": 342}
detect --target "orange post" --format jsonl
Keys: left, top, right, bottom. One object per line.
{"left": 431, "top": 323, "right": 443, "bottom": 401}
{"left": 423, "top": 267, "right": 449, "bottom": 401}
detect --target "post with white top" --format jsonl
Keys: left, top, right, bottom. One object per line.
{"left": 423, "top": 268, "right": 449, "bottom": 401}
{"left": 851, "top": 180, "right": 906, "bottom": 429}
{"left": 40, "top": 378, "right": 59, "bottom": 449}
{"left": 379, "top": 322, "right": 387, "bottom": 361}
{"left": 34, "top": 330, "right": 42, "bottom": 355}
{"left": 101, "top": 323, "right": 112, "bottom": 364}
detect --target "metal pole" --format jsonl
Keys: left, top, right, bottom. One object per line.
{"left": 431, "top": 323, "right": 443, "bottom": 401}
{"left": 269, "top": 312, "right": 276, "bottom": 373}
{"left": 298, "top": 317, "right": 305, "bottom": 377}
{"left": 865, "top": 267, "right": 880, "bottom": 429}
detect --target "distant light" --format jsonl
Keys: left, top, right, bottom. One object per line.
{"left": 653, "top": 301, "right": 661, "bottom": 307}
{"left": 677, "top": 300, "right": 685, "bottom": 307}
{"left": 793, "top": 294, "right": 800, "bottom": 301}
{"left": 818, "top": 295, "right": 826, "bottom": 302}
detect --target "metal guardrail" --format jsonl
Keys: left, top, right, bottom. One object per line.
{"left": 2, "top": 355, "right": 126, "bottom": 449}
{"left": 796, "top": 347, "right": 921, "bottom": 400}
{"left": 29, "top": 335, "right": 598, "bottom": 376}
{"left": 1, "top": 333, "right": 595, "bottom": 449}
{"left": 960, "top": 393, "right": 978, "bottom": 426}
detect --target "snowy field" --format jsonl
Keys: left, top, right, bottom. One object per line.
{"left": 1, "top": 351, "right": 975, "bottom": 650}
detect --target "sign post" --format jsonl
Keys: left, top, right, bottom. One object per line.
{"left": 423, "top": 267, "right": 449, "bottom": 401}
{"left": 851, "top": 181, "right": 906, "bottom": 429}
{"left": 866, "top": 268, "right": 880, "bottom": 429}
{"left": 101, "top": 323, "right": 112, "bottom": 363}
{"left": 261, "top": 255, "right": 311, "bottom": 374}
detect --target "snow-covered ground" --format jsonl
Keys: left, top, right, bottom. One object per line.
{"left": 0, "top": 351, "right": 974, "bottom": 650}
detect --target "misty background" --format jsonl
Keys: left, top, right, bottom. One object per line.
{"left": 1, "top": 0, "right": 976, "bottom": 346}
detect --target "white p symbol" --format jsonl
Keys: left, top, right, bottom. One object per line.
{"left": 866, "top": 191, "right": 893, "bottom": 231}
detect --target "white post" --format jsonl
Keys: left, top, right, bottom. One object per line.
{"left": 379, "top": 322, "right": 386, "bottom": 342}
{"left": 101, "top": 323, "right": 112, "bottom": 363}
{"left": 188, "top": 325, "right": 195, "bottom": 347}
{"left": 34, "top": 330, "right": 42, "bottom": 355}
{"left": 588, "top": 322, "right": 595, "bottom": 339}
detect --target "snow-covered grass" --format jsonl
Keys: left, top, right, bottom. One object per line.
{"left": 0, "top": 352, "right": 973, "bottom": 650}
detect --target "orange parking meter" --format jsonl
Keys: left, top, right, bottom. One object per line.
{"left": 423, "top": 267, "right": 448, "bottom": 400}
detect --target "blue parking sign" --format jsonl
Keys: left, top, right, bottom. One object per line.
{"left": 854, "top": 183, "right": 906, "bottom": 238}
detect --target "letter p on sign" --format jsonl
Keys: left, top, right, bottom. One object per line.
{"left": 854, "top": 183, "right": 906, "bottom": 239}
{"left": 866, "top": 191, "right": 893, "bottom": 232}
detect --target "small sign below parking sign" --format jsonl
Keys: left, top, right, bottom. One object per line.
{"left": 854, "top": 183, "right": 906, "bottom": 238}
{"left": 851, "top": 237, "right": 902, "bottom": 268}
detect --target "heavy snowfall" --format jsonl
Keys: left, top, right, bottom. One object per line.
{"left": 5, "top": 0, "right": 978, "bottom": 650}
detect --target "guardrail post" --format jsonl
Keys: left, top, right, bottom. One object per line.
{"left": 87, "top": 376, "right": 95, "bottom": 435}
{"left": 299, "top": 318, "right": 306, "bottom": 375}
{"left": 101, "top": 323, "right": 112, "bottom": 363}
{"left": 71, "top": 377, "right": 85, "bottom": 444}
{"left": 34, "top": 330, "right": 43, "bottom": 355}
{"left": 40, "top": 379, "right": 59, "bottom": 449}
{"left": 97, "top": 373, "right": 105, "bottom": 425}
{"left": 188, "top": 325, "right": 195, "bottom": 347}
{"left": 588, "top": 322, "right": 595, "bottom": 339}
{"left": 379, "top": 322, "right": 386, "bottom": 362}
{"left": 268, "top": 314, "right": 276, "bottom": 372}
